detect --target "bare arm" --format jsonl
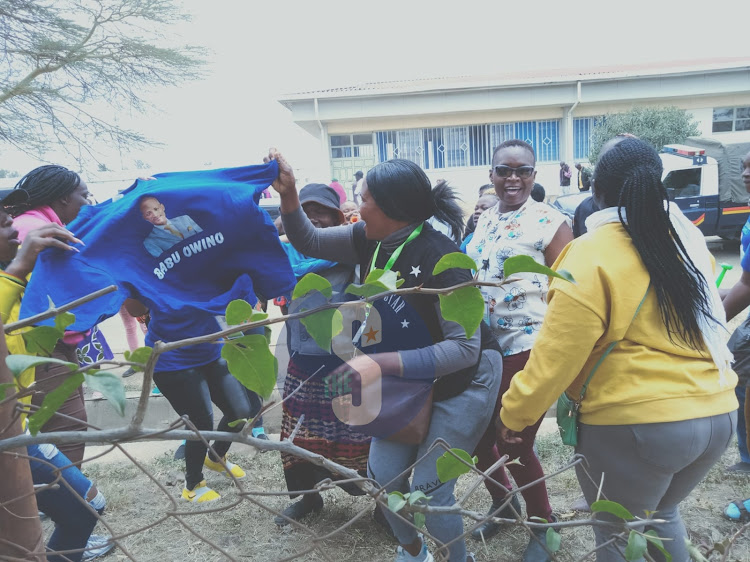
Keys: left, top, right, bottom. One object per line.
{"left": 723, "top": 270, "right": 750, "bottom": 321}
{"left": 544, "top": 221, "right": 574, "bottom": 267}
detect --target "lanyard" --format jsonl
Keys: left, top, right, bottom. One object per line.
{"left": 369, "top": 223, "right": 423, "bottom": 275}
{"left": 354, "top": 223, "right": 423, "bottom": 346}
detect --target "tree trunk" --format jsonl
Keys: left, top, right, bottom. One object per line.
{"left": 0, "top": 316, "right": 46, "bottom": 560}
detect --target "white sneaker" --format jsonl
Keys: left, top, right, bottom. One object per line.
{"left": 395, "top": 534, "right": 434, "bottom": 562}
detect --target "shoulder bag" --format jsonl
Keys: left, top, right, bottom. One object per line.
{"left": 557, "top": 285, "right": 650, "bottom": 446}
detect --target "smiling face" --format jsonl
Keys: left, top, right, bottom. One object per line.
{"left": 140, "top": 197, "right": 167, "bottom": 225}
{"left": 358, "top": 181, "right": 409, "bottom": 240}
{"left": 490, "top": 146, "right": 536, "bottom": 212}
{"left": 743, "top": 151, "right": 750, "bottom": 194}
{"left": 302, "top": 201, "right": 340, "bottom": 228}
{"left": 0, "top": 210, "right": 20, "bottom": 262}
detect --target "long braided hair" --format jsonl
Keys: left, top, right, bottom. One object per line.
{"left": 8, "top": 165, "right": 81, "bottom": 216}
{"left": 594, "top": 137, "right": 712, "bottom": 349}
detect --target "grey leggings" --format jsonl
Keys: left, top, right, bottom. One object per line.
{"left": 368, "top": 350, "right": 503, "bottom": 562}
{"left": 576, "top": 412, "right": 736, "bottom": 562}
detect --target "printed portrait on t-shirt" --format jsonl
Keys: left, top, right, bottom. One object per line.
{"left": 139, "top": 196, "right": 203, "bottom": 258}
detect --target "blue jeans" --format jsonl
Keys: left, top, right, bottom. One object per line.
{"left": 28, "top": 443, "right": 103, "bottom": 562}
{"left": 368, "top": 350, "right": 503, "bottom": 562}
{"left": 736, "top": 385, "right": 750, "bottom": 463}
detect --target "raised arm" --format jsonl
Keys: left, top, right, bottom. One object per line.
{"left": 266, "top": 149, "right": 361, "bottom": 264}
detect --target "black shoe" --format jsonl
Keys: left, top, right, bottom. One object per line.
{"left": 121, "top": 367, "right": 136, "bottom": 378}
{"left": 471, "top": 494, "right": 522, "bottom": 541}
{"left": 274, "top": 494, "right": 323, "bottom": 526}
{"left": 522, "top": 514, "right": 558, "bottom": 562}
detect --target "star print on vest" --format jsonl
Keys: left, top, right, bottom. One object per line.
{"left": 347, "top": 222, "right": 480, "bottom": 432}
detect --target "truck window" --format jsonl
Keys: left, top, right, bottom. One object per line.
{"left": 663, "top": 168, "right": 702, "bottom": 200}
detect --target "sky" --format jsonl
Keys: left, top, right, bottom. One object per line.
{"left": 2, "top": 0, "right": 749, "bottom": 190}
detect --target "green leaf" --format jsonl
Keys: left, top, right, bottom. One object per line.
{"left": 292, "top": 273, "right": 333, "bottom": 300}
{"left": 413, "top": 512, "right": 425, "bottom": 529}
{"left": 300, "top": 309, "right": 344, "bottom": 353}
{"left": 5, "top": 355, "right": 76, "bottom": 379}
{"left": 225, "top": 299, "right": 255, "bottom": 324}
{"left": 503, "top": 255, "right": 575, "bottom": 283}
{"left": 591, "top": 500, "right": 634, "bottom": 520}
{"left": 408, "top": 491, "right": 432, "bottom": 505}
{"left": 345, "top": 282, "right": 388, "bottom": 298}
{"left": 387, "top": 491, "right": 407, "bottom": 513}
{"left": 438, "top": 286, "right": 484, "bottom": 339}
{"left": 225, "top": 299, "right": 268, "bottom": 325}
{"left": 433, "top": 252, "right": 478, "bottom": 276}
{"left": 346, "top": 269, "right": 403, "bottom": 299}
{"left": 436, "top": 448, "right": 477, "bottom": 483}
{"left": 346, "top": 269, "right": 405, "bottom": 299}
{"left": 228, "top": 418, "right": 248, "bottom": 428}
{"left": 364, "top": 269, "right": 400, "bottom": 290}
{"left": 54, "top": 311, "right": 75, "bottom": 333}
{"left": 22, "top": 326, "right": 62, "bottom": 356}
{"left": 624, "top": 531, "right": 647, "bottom": 561}
{"left": 28, "top": 372, "right": 85, "bottom": 434}
{"left": 546, "top": 528, "right": 562, "bottom": 553}
{"left": 221, "top": 334, "right": 276, "bottom": 399}
{"left": 122, "top": 346, "right": 153, "bottom": 372}
{"left": 84, "top": 371, "right": 125, "bottom": 416}
{"left": 645, "top": 531, "right": 672, "bottom": 562}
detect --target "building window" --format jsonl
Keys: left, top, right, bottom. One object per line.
{"left": 573, "top": 117, "right": 599, "bottom": 161}
{"left": 712, "top": 107, "right": 750, "bottom": 133}
{"left": 330, "top": 134, "right": 375, "bottom": 159}
{"left": 373, "top": 120, "right": 560, "bottom": 170}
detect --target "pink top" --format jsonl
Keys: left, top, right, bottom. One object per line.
{"left": 13, "top": 206, "right": 65, "bottom": 241}
{"left": 14, "top": 206, "right": 86, "bottom": 345}
{"left": 329, "top": 182, "right": 347, "bottom": 204}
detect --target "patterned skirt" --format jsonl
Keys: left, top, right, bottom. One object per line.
{"left": 280, "top": 354, "right": 371, "bottom": 496}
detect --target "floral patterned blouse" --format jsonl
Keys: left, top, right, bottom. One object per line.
{"left": 466, "top": 199, "right": 567, "bottom": 356}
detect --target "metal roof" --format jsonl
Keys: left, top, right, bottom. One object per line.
{"left": 279, "top": 57, "right": 750, "bottom": 102}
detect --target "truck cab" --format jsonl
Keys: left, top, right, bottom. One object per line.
{"left": 662, "top": 141, "right": 750, "bottom": 239}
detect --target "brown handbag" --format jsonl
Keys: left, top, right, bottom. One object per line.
{"left": 386, "top": 387, "right": 434, "bottom": 444}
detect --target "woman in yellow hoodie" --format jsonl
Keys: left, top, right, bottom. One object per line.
{"left": 497, "top": 137, "right": 738, "bottom": 561}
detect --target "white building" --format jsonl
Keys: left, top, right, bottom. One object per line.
{"left": 279, "top": 57, "right": 750, "bottom": 204}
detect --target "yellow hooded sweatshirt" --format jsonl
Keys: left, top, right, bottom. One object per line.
{"left": 0, "top": 271, "right": 34, "bottom": 409}
{"left": 500, "top": 222, "right": 738, "bottom": 432}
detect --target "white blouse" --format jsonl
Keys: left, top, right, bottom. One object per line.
{"left": 466, "top": 199, "right": 567, "bottom": 356}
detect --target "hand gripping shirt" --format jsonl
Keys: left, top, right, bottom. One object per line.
{"left": 466, "top": 199, "right": 566, "bottom": 356}
{"left": 20, "top": 162, "right": 296, "bottom": 371}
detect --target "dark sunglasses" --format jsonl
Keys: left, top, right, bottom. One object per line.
{"left": 493, "top": 165, "right": 535, "bottom": 179}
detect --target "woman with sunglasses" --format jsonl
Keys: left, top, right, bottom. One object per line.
{"left": 497, "top": 137, "right": 735, "bottom": 561}
{"left": 465, "top": 139, "right": 573, "bottom": 561}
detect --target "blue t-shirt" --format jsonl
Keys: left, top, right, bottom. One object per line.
{"left": 741, "top": 216, "right": 750, "bottom": 272}
{"left": 21, "top": 162, "right": 296, "bottom": 371}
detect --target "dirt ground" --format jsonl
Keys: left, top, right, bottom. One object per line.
{"left": 63, "top": 239, "right": 750, "bottom": 560}
{"left": 72, "top": 429, "right": 750, "bottom": 562}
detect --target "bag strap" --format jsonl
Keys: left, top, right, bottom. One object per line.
{"left": 576, "top": 283, "right": 651, "bottom": 403}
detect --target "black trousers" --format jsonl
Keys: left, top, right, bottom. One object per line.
{"left": 154, "top": 358, "right": 258, "bottom": 489}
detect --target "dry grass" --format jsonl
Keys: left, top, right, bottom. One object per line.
{"left": 72, "top": 431, "right": 750, "bottom": 562}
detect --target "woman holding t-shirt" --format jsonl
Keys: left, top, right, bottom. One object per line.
{"left": 270, "top": 150, "right": 502, "bottom": 562}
